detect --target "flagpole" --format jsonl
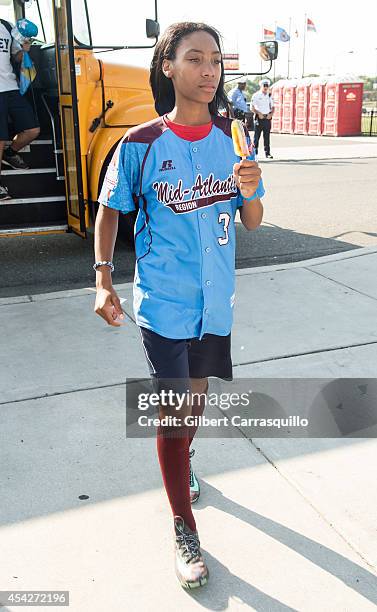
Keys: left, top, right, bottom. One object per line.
{"left": 287, "top": 17, "right": 292, "bottom": 78}
{"left": 273, "top": 21, "right": 277, "bottom": 82}
{"left": 302, "top": 13, "right": 306, "bottom": 77}
{"left": 261, "top": 24, "right": 264, "bottom": 74}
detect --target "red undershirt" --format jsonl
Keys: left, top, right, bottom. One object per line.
{"left": 163, "top": 114, "right": 213, "bottom": 141}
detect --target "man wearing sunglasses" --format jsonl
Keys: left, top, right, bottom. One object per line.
{"left": 251, "top": 78, "right": 274, "bottom": 159}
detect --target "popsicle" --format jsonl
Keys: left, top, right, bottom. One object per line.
{"left": 231, "top": 119, "right": 250, "bottom": 160}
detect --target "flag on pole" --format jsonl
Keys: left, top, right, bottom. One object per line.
{"left": 275, "top": 26, "right": 290, "bottom": 42}
{"left": 294, "top": 29, "right": 299, "bottom": 37}
{"left": 263, "top": 28, "right": 275, "bottom": 40}
{"left": 19, "top": 51, "right": 37, "bottom": 95}
{"left": 307, "top": 18, "right": 316, "bottom": 32}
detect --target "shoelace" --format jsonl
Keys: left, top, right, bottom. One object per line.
{"left": 176, "top": 529, "right": 201, "bottom": 563}
{"left": 10, "top": 153, "right": 24, "bottom": 163}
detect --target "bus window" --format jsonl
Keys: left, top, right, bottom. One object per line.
{"left": 73, "top": 0, "right": 156, "bottom": 48}
{"left": 0, "top": 0, "right": 14, "bottom": 23}
{"left": 24, "top": 0, "right": 55, "bottom": 44}
{"left": 71, "top": 0, "right": 90, "bottom": 46}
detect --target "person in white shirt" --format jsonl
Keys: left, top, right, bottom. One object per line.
{"left": 251, "top": 78, "right": 274, "bottom": 159}
{"left": 0, "top": 19, "right": 40, "bottom": 200}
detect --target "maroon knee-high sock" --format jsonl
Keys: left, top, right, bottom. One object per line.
{"left": 156, "top": 426, "right": 196, "bottom": 532}
{"left": 188, "top": 385, "right": 208, "bottom": 447}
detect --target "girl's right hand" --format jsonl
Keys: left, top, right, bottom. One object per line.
{"left": 94, "top": 287, "right": 125, "bottom": 327}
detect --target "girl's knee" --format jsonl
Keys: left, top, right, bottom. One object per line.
{"left": 25, "top": 127, "right": 40, "bottom": 139}
{"left": 159, "top": 400, "right": 192, "bottom": 423}
{"left": 190, "top": 377, "right": 209, "bottom": 395}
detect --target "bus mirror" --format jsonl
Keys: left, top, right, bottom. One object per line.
{"left": 259, "top": 41, "right": 278, "bottom": 62}
{"left": 146, "top": 19, "right": 160, "bottom": 39}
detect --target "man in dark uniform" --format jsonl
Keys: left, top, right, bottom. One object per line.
{"left": 251, "top": 78, "right": 274, "bottom": 159}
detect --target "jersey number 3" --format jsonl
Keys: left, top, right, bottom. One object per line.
{"left": 218, "top": 212, "right": 231, "bottom": 246}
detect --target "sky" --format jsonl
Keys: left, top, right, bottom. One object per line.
{"left": 1, "top": 0, "right": 376, "bottom": 79}
{"left": 88, "top": 0, "right": 377, "bottom": 80}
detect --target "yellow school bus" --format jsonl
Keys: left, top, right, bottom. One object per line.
{"left": 0, "top": 0, "right": 277, "bottom": 240}
{"left": 0, "top": 0, "right": 159, "bottom": 238}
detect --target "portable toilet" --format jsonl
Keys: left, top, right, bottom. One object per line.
{"left": 322, "top": 78, "right": 364, "bottom": 136}
{"left": 308, "top": 77, "right": 327, "bottom": 135}
{"left": 294, "top": 77, "right": 312, "bottom": 134}
{"left": 281, "top": 80, "right": 297, "bottom": 134}
{"left": 270, "top": 79, "right": 285, "bottom": 133}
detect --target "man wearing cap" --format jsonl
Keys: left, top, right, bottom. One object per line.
{"left": 227, "top": 76, "right": 254, "bottom": 130}
{"left": 0, "top": 18, "right": 40, "bottom": 200}
{"left": 251, "top": 79, "right": 274, "bottom": 159}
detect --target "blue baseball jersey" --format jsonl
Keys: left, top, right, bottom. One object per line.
{"left": 98, "top": 115, "right": 265, "bottom": 340}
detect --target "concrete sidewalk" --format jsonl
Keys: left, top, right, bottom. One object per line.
{"left": 1, "top": 247, "right": 377, "bottom": 611}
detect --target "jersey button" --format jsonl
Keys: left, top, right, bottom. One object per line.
{"left": 192, "top": 147, "right": 198, "bottom": 153}
{"left": 205, "top": 247, "right": 211, "bottom": 253}
{"left": 196, "top": 164, "right": 201, "bottom": 170}
{"left": 204, "top": 308, "right": 209, "bottom": 315}
{"left": 205, "top": 280, "right": 211, "bottom": 286}
{"left": 201, "top": 213, "right": 207, "bottom": 219}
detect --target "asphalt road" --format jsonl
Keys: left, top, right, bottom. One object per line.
{"left": 1, "top": 157, "right": 376, "bottom": 298}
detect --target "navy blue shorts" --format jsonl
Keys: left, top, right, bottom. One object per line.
{"left": 139, "top": 326, "right": 233, "bottom": 394}
{"left": 0, "top": 89, "right": 39, "bottom": 140}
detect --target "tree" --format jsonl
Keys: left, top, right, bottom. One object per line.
{"left": 359, "top": 76, "right": 375, "bottom": 91}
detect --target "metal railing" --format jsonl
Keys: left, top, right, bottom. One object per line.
{"left": 361, "top": 110, "right": 377, "bottom": 136}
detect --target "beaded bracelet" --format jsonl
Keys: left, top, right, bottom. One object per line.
{"left": 243, "top": 194, "right": 256, "bottom": 201}
{"left": 93, "top": 261, "right": 114, "bottom": 272}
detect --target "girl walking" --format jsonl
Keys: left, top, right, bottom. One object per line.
{"left": 94, "top": 22, "right": 265, "bottom": 589}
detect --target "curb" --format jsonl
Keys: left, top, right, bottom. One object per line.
{"left": 1, "top": 246, "right": 376, "bottom": 307}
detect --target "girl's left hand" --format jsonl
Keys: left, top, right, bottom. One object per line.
{"left": 233, "top": 160, "right": 262, "bottom": 200}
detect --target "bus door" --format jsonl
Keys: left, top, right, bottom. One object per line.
{"left": 53, "top": 0, "right": 86, "bottom": 237}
